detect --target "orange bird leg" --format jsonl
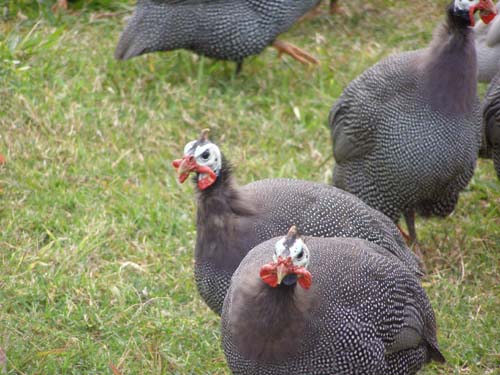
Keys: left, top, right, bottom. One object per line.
{"left": 397, "top": 224, "right": 411, "bottom": 244}
{"left": 272, "top": 40, "right": 319, "bottom": 65}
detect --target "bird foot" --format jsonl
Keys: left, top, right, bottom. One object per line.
{"left": 51, "top": 0, "right": 68, "bottom": 13}
{"left": 272, "top": 40, "right": 319, "bottom": 65}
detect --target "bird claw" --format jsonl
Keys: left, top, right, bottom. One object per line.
{"left": 273, "top": 40, "right": 319, "bottom": 65}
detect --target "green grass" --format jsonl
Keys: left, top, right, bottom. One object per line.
{"left": 0, "top": 0, "right": 499, "bottom": 373}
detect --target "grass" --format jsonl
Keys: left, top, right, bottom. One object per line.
{"left": 0, "top": 0, "right": 499, "bottom": 373}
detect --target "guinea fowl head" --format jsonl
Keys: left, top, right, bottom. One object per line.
{"left": 260, "top": 226, "right": 312, "bottom": 289}
{"left": 450, "top": 0, "right": 497, "bottom": 27}
{"left": 172, "top": 129, "right": 222, "bottom": 191}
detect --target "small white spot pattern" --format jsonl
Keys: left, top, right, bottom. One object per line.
{"left": 221, "top": 237, "right": 440, "bottom": 375}
{"left": 195, "top": 178, "right": 421, "bottom": 315}
{"left": 329, "top": 49, "right": 481, "bottom": 222}
{"left": 482, "top": 69, "right": 500, "bottom": 179}
{"left": 116, "top": 0, "right": 321, "bottom": 63}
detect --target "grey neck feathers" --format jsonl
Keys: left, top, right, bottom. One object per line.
{"left": 228, "top": 274, "right": 317, "bottom": 363}
{"left": 195, "top": 167, "right": 257, "bottom": 269}
{"left": 420, "top": 20, "right": 477, "bottom": 115}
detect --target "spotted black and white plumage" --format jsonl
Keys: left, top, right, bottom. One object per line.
{"left": 115, "top": 0, "right": 320, "bottom": 65}
{"left": 481, "top": 69, "right": 500, "bottom": 179}
{"left": 221, "top": 236, "right": 445, "bottom": 374}
{"left": 183, "top": 138, "right": 421, "bottom": 315}
{"left": 329, "top": 2, "right": 482, "bottom": 236}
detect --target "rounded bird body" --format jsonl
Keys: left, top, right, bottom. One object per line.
{"left": 173, "top": 132, "right": 421, "bottom": 315}
{"left": 115, "top": 0, "right": 320, "bottom": 66}
{"left": 221, "top": 233, "right": 444, "bottom": 374}
{"left": 329, "top": 0, "right": 496, "bottom": 242}
{"left": 331, "top": 51, "right": 481, "bottom": 221}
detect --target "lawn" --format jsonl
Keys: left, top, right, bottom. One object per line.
{"left": 0, "top": 0, "right": 499, "bottom": 373}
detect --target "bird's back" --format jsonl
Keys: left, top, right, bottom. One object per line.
{"left": 240, "top": 178, "right": 421, "bottom": 275}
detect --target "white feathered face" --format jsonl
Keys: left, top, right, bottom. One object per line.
{"left": 273, "top": 236, "right": 310, "bottom": 269}
{"left": 183, "top": 140, "right": 222, "bottom": 173}
{"left": 172, "top": 138, "right": 222, "bottom": 190}
{"left": 260, "top": 226, "right": 312, "bottom": 289}
{"left": 454, "top": 0, "right": 497, "bottom": 26}
{"left": 454, "top": 0, "right": 477, "bottom": 11}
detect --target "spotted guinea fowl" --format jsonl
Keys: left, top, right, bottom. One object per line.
{"left": 172, "top": 130, "right": 421, "bottom": 315}
{"left": 475, "top": 1, "right": 500, "bottom": 82}
{"left": 329, "top": 0, "right": 497, "bottom": 245}
{"left": 115, "top": 0, "right": 323, "bottom": 73}
{"left": 221, "top": 226, "right": 445, "bottom": 374}
{"left": 481, "top": 70, "right": 500, "bottom": 178}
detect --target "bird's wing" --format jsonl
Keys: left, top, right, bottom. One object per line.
{"left": 329, "top": 50, "right": 422, "bottom": 165}
{"left": 329, "top": 96, "right": 376, "bottom": 164}
{"left": 332, "top": 319, "right": 387, "bottom": 374}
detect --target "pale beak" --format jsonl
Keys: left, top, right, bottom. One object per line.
{"left": 276, "top": 263, "right": 288, "bottom": 285}
{"left": 172, "top": 155, "right": 197, "bottom": 183}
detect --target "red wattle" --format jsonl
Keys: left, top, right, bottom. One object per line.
{"left": 260, "top": 260, "right": 312, "bottom": 289}
{"left": 260, "top": 263, "right": 279, "bottom": 287}
{"left": 196, "top": 165, "right": 217, "bottom": 190}
{"left": 481, "top": 12, "right": 496, "bottom": 24}
{"left": 179, "top": 173, "right": 190, "bottom": 183}
{"left": 172, "top": 159, "right": 182, "bottom": 168}
{"left": 294, "top": 267, "right": 312, "bottom": 289}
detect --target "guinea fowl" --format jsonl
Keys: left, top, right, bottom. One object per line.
{"left": 221, "top": 226, "right": 445, "bottom": 374}
{"left": 329, "top": 0, "right": 497, "bottom": 245}
{"left": 172, "top": 130, "right": 421, "bottom": 315}
{"left": 114, "top": 0, "right": 323, "bottom": 73}
{"left": 475, "top": 2, "right": 500, "bottom": 82}
{"left": 482, "top": 70, "right": 500, "bottom": 178}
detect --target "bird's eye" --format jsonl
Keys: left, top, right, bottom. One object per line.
{"left": 297, "top": 249, "right": 304, "bottom": 260}
{"left": 201, "top": 150, "right": 210, "bottom": 159}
